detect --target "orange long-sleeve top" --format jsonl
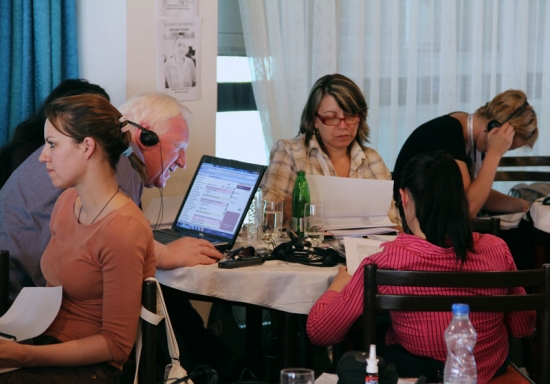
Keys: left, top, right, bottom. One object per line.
{"left": 41, "top": 188, "right": 156, "bottom": 369}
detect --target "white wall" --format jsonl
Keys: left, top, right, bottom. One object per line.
{"left": 76, "top": 0, "right": 127, "bottom": 109}
{"left": 77, "top": 0, "right": 218, "bottom": 211}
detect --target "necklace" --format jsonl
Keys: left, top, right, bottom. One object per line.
{"left": 467, "top": 114, "right": 482, "bottom": 179}
{"left": 78, "top": 188, "right": 119, "bottom": 225}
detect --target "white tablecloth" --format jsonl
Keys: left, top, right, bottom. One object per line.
{"left": 156, "top": 260, "right": 340, "bottom": 315}
{"left": 530, "top": 199, "right": 550, "bottom": 233}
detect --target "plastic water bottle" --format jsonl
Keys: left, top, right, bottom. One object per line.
{"left": 444, "top": 303, "right": 477, "bottom": 384}
{"left": 244, "top": 189, "right": 262, "bottom": 243}
{"left": 291, "top": 171, "right": 310, "bottom": 237}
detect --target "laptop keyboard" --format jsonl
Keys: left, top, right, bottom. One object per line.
{"left": 152, "top": 229, "right": 181, "bottom": 244}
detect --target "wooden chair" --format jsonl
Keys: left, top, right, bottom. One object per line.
{"left": 495, "top": 156, "right": 550, "bottom": 182}
{"left": 363, "top": 263, "right": 550, "bottom": 383}
{"left": 0, "top": 250, "right": 9, "bottom": 317}
{"left": 471, "top": 217, "right": 501, "bottom": 236}
{"left": 120, "top": 279, "right": 158, "bottom": 384}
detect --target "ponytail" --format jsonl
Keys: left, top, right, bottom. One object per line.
{"left": 400, "top": 151, "right": 473, "bottom": 263}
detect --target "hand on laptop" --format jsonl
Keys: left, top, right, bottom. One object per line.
{"left": 154, "top": 238, "right": 222, "bottom": 269}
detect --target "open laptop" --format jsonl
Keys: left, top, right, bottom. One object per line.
{"left": 152, "top": 155, "right": 266, "bottom": 252}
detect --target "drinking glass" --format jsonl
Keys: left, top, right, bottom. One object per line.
{"left": 304, "top": 203, "right": 324, "bottom": 247}
{"left": 280, "top": 368, "right": 315, "bottom": 384}
{"left": 242, "top": 223, "right": 258, "bottom": 244}
{"left": 262, "top": 201, "right": 284, "bottom": 243}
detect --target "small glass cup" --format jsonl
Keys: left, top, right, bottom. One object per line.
{"left": 304, "top": 203, "right": 324, "bottom": 247}
{"left": 262, "top": 201, "right": 284, "bottom": 243}
{"left": 242, "top": 223, "right": 258, "bottom": 244}
{"left": 280, "top": 368, "right": 315, "bottom": 384}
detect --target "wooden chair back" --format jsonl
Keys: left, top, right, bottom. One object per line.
{"left": 471, "top": 217, "right": 501, "bottom": 236}
{"left": 139, "top": 279, "right": 158, "bottom": 384}
{"left": 495, "top": 156, "right": 550, "bottom": 182}
{"left": 363, "top": 263, "right": 550, "bottom": 383}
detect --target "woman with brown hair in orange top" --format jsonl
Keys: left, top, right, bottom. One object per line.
{"left": 0, "top": 94, "right": 156, "bottom": 383}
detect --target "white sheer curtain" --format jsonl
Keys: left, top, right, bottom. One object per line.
{"left": 239, "top": 0, "right": 550, "bottom": 170}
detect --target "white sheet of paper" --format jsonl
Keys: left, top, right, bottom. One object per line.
{"left": 0, "top": 286, "right": 62, "bottom": 342}
{"left": 343, "top": 237, "right": 385, "bottom": 274}
{"left": 324, "top": 215, "right": 395, "bottom": 231}
{"left": 315, "top": 372, "right": 338, "bottom": 384}
{"left": 306, "top": 175, "right": 394, "bottom": 230}
{"left": 156, "top": 18, "right": 202, "bottom": 102}
{"left": 329, "top": 227, "right": 398, "bottom": 238}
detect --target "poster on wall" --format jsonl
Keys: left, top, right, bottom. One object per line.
{"left": 155, "top": 0, "right": 198, "bottom": 18}
{"left": 156, "top": 18, "right": 201, "bottom": 102}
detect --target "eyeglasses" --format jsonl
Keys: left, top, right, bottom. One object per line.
{"left": 315, "top": 113, "right": 361, "bottom": 126}
{"left": 224, "top": 246, "right": 256, "bottom": 260}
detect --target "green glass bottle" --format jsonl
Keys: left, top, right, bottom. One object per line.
{"left": 291, "top": 171, "right": 310, "bottom": 237}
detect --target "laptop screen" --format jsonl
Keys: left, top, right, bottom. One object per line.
{"left": 172, "top": 156, "right": 265, "bottom": 244}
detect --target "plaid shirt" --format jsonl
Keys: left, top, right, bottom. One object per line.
{"left": 260, "top": 135, "right": 399, "bottom": 224}
{"left": 307, "top": 233, "right": 536, "bottom": 384}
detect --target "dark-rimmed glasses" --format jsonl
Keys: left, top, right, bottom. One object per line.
{"left": 315, "top": 113, "right": 360, "bottom": 126}
{"left": 224, "top": 246, "right": 256, "bottom": 260}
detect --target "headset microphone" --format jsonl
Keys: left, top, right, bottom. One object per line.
{"left": 126, "top": 120, "right": 159, "bottom": 146}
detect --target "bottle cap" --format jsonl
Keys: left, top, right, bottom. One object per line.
{"left": 452, "top": 303, "right": 469, "bottom": 315}
{"left": 366, "top": 344, "right": 379, "bottom": 374}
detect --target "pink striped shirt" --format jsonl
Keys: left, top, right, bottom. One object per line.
{"left": 306, "top": 233, "right": 535, "bottom": 384}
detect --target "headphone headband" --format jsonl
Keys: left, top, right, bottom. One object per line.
{"left": 487, "top": 100, "right": 530, "bottom": 132}
{"left": 500, "top": 100, "right": 529, "bottom": 125}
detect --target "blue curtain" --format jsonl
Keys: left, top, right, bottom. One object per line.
{"left": 0, "top": 0, "right": 78, "bottom": 147}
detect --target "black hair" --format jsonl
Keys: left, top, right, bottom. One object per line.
{"left": 0, "top": 79, "right": 110, "bottom": 189}
{"left": 399, "top": 151, "right": 473, "bottom": 263}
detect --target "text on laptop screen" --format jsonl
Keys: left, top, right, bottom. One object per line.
{"left": 175, "top": 163, "right": 259, "bottom": 239}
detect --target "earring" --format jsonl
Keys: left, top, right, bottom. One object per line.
{"left": 315, "top": 129, "right": 321, "bottom": 141}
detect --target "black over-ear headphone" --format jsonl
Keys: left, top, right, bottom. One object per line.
{"left": 487, "top": 100, "right": 529, "bottom": 132}
{"left": 126, "top": 120, "right": 160, "bottom": 146}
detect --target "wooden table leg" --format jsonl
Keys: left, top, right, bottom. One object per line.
{"left": 280, "top": 312, "right": 296, "bottom": 368}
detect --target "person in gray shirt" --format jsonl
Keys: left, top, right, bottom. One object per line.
{"left": 1, "top": 91, "right": 222, "bottom": 299}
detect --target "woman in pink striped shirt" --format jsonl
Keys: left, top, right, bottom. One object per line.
{"left": 306, "top": 151, "right": 535, "bottom": 384}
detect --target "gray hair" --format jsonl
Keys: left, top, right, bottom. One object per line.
{"left": 118, "top": 92, "right": 193, "bottom": 136}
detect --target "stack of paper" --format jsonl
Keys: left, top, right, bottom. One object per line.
{"left": 343, "top": 237, "right": 390, "bottom": 274}
{"left": 306, "top": 175, "right": 396, "bottom": 231}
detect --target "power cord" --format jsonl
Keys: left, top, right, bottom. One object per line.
{"left": 152, "top": 141, "right": 165, "bottom": 230}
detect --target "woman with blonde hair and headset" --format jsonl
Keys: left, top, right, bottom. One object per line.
{"left": 393, "top": 89, "right": 538, "bottom": 218}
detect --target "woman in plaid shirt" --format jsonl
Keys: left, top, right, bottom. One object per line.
{"left": 260, "top": 73, "right": 399, "bottom": 225}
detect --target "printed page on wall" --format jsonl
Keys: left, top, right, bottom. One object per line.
{"left": 156, "top": 18, "right": 201, "bottom": 101}
{"left": 155, "top": 0, "right": 199, "bottom": 18}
